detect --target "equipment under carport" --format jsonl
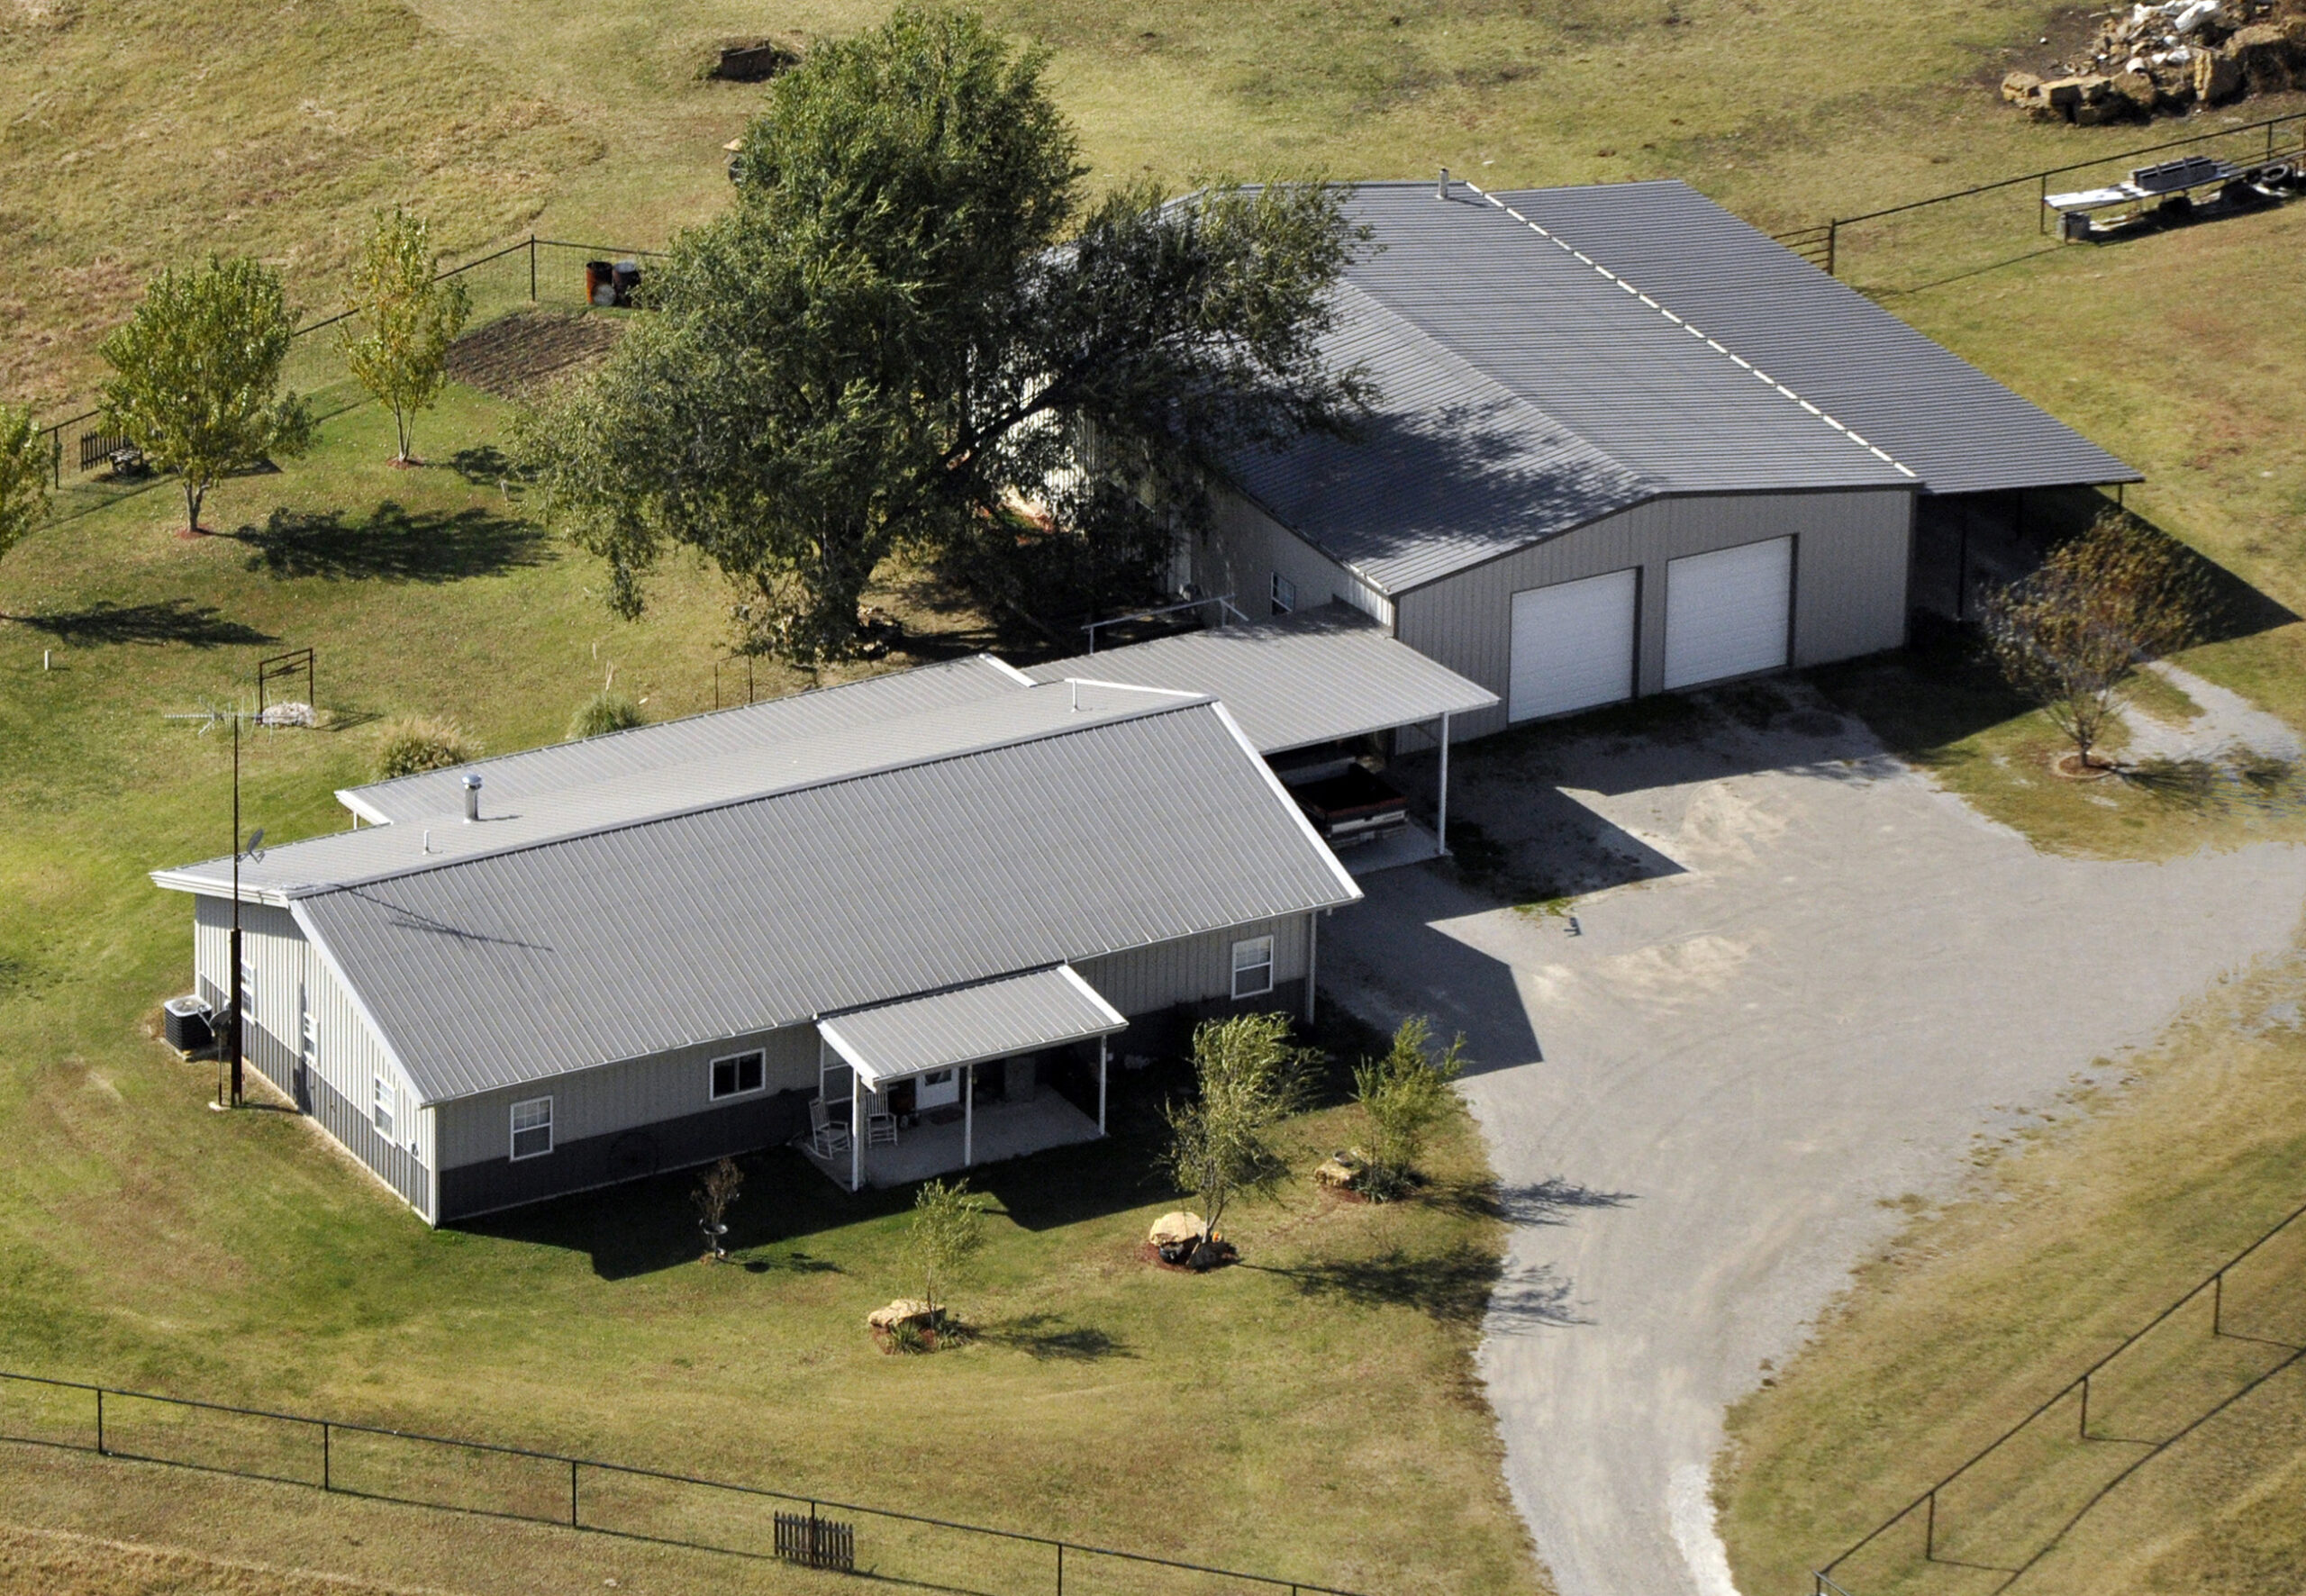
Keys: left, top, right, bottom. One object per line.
{"left": 1285, "top": 762, "right": 1411, "bottom": 848}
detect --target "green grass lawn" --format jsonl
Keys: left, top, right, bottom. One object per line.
{"left": 0, "top": 388, "right": 1536, "bottom": 1594}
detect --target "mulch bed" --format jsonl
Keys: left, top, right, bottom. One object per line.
{"left": 446, "top": 310, "right": 624, "bottom": 400}
{"left": 2051, "top": 750, "right": 2121, "bottom": 781}
{"left": 1139, "top": 1238, "right": 1239, "bottom": 1274}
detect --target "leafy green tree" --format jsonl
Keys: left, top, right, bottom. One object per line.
{"left": 98, "top": 257, "right": 313, "bottom": 535}
{"left": 342, "top": 209, "right": 471, "bottom": 465}
{"left": 522, "top": 5, "right": 1367, "bottom": 663}
{"left": 0, "top": 404, "right": 49, "bottom": 569}
{"left": 1980, "top": 508, "right": 2208, "bottom": 771}
{"left": 1161, "top": 1012, "right": 1316, "bottom": 1249}
{"left": 905, "top": 1177, "right": 987, "bottom": 1331}
{"left": 1352, "top": 1016, "right": 1466, "bottom": 1199}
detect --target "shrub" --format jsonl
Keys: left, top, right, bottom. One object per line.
{"left": 1353, "top": 1016, "right": 1466, "bottom": 1200}
{"left": 1160, "top": 1012, "right": 1317, "bottom": 1247}
{"left": 906, "top": 1177, "right": 988, "bottom": 1333}
{"left": 374, "top": 716, "right": 478, "bottom": 779}
{"left": 567, "top": 690, "right": 645, "bottom": 741}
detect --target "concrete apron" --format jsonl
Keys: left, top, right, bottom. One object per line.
{"left": 1321, "top": 717, "right": 2306, "bottom": 1596}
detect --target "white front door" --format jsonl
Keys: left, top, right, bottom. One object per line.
{"left": 1509, "top": 568, "right": 1639, "bottom": 722}
{"left": 1663, "top": 537, "right": 1793, "bottom": 690}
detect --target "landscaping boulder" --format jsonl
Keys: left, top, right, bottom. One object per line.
{"left": 867, "top": 1298, "right": 939, "bottom": 1333}
{"left": 1148, "top": 1211, "right": 1206, "bottom": 1247}
{"left": 1313, "top": 1149, "right": 1368, "bottom": 1190}
{"left": 2111, "top": 68, "right": 2163, "bottom": 111}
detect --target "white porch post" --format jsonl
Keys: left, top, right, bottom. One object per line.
{"left": 1437, "top": 712, "right": 1452, "bottom": 856}
{"left": 850, "top": 1067, "right": 863, "bottom": 1193}
{"left": 1097, "top": 1037, "right": 1109, "bottom": 1136}
{"left": 963, "top": 1062, "right": 975, "bottom": 1167}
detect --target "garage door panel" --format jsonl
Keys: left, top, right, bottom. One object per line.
{"left": 1510, "top": 569, "right": 1638, "bottom": 722}
{"left": 1664, "top": 538, "right": 1793, "bottom": 690}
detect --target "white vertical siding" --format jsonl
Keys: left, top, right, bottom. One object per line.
{"left": 1195, "top": 491, "right": 1394, "bottom": 626}
{"left": 1395, "top": 488, "right": 1914, "bottom": 739}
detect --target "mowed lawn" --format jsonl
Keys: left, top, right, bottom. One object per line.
{"left": 0, "top": 389, "right": 1536, "bottom": 1595}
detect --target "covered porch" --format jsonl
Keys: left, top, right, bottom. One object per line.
{"left": 804, "top": 965, "right": 1128, "bottom": 1193}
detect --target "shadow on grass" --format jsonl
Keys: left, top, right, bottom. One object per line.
{"left": 11, "top": 598, "right": 277, "bottom": 648}
{"left": 1247, "top": 1238, "right": 1509, "bottom": 1328}
{"left": 231, "top": 502, "right": 546, "bottom": 584}
{"left": 975, "top": 1312, "right": 1135, "bottom": 1361}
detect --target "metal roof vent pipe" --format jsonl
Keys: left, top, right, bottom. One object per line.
{"left": 1437, "top": 167, "right": 1450, "bottom": 201}
{"left": 462, "top": 772, "right": 483, "bottom": 823}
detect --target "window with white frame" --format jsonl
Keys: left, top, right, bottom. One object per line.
{"left": 1270, "top": 571, "right": 1296, "bottom": 616}
{"left": 1230, "top": 934, "right": 1276, "bottom": 1000}
{"left": 510, "top": 1096, "right": 553, "bottom": 1160}
{"left": 710, "top": 1049, "right": 767, "bottom": 1101}
{"left": 373, "top": 1075, "right": 395, "bottom": 1140}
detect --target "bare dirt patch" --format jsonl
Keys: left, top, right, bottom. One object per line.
{"left": 445, "top": 310, "right": 622, "bottom": 400}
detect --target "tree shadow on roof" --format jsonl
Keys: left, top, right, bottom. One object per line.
{"left": 230, "top": 501, "right": 547, "bottom": 584}
{"left": 11, "top": 598, "right": 277, "bottom": 648}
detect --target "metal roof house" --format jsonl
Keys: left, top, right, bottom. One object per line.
{"left": 150, "top": 660, "right": 1429, "bottom": 1222}
{"left": 1193, "top": 178, "right": 2140, "bottom": 735}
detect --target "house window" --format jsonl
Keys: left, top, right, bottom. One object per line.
{"left": 510, "top": 1096, "right": 553, "bottom": 1160}
{"left": 711, "top": 1050, "right": 767, "bottom": 1101}
{"left": 915, "top": 1067, "right": 960, "bottom": 1110}
{"left": 373, "top": 1075, "right": 395, "bottom": 1141}
{"left": 1270, "top": 572, "right": 1296, "bottom": 616}
{"left": 1231, "top": 935, "right": 1276, "bottom": 1000}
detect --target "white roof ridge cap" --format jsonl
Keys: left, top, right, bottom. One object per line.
{"left": 1461, "top": 180, "right": 1920, "bottom": 481}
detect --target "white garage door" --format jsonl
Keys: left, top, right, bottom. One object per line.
{"left": 1510, "top": 568, "right": 1638, "bottom": 722}
{"left": 1663, "top": 538, "right": 1793, "bottom": 691}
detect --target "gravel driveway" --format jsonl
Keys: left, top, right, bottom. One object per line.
{"left": 1322, "top": 686, "right": 2306, "bottom": 1596}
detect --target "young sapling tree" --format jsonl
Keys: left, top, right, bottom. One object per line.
{"left": 342, "top": 209, "right": 471, "bottom": 465}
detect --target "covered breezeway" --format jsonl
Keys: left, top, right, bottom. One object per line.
{"left": 1026, "top": 604, "right": 1499, "bottom": 872}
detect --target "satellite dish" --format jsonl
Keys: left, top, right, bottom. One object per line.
{"left": 244, "top": 828, "right": 266, "bottom": 859}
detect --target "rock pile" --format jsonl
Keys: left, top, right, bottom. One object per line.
{"left": 2003, "top": 0, "right": 2306, "bottom": 121}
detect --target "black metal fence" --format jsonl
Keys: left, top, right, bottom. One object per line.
{"left": 0, "top": 1368, "right": 1367, "bottom": 1596}
{"left": 31, "top": 232, "right": 668, "bottom": 493}
{"left": 1771, "top": 107, "right": 2306, "bottom": 292}
{"left": 1811, "top": 1194, "right": 2306, "bottom": 1595}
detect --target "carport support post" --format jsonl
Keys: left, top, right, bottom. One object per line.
{"left": 1436, "top": 712, "right": 1452, "bottom": 856}
{"left": 849, "top": 1068, "right": 863, "bottom": 1192}
{"left": 963, "top": 1063, "right": 975, "bottom": 1167}
{"left": 1096, "top": 1037, "right": 1108, "bottom": 1135}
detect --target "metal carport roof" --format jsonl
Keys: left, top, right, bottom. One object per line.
{"left": 1022, "top": 604, "right": 1499, "bottom": 753}
{"left": 819, "top": 966, "right": 1127, "bottom": 1087}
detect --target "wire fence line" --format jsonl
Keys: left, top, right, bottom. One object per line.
{"left": 30, "top": 232, "right": 667, "bottom": 491}
{"left": 0, "top": 1367, "right": 1367, "bottom": 1596}
{"left": 1811, "top": 1193, "right": 2306, "bottom": 1596}
{"left": 1771, "top": 107, "right": 2306, "bottom": 285}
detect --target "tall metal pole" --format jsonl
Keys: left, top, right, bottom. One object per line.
{"left": 229, "top": 714, "right": 244, "bottom": 1108}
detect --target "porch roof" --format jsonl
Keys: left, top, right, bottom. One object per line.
{"left": 818, "top": 966, "right": 1126, "bottom": 1088}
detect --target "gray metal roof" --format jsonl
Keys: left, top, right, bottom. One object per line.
{"left": 820, "top": 966, "right": 1127, "bottom": 1087}
{"left": 1025, "top": 603, "right": 1498, "bottom": 752}
{"left": 163, "top": 681, "right": 1180, "bottom": 900}
{"left": 1490, "top": 180, "right": 2139, "bottom": 497}
{"left": 1226, "top": 281, "right": 1657, "bottom": 594}
{"left": 340, "top": 655, "right": 1028, "bottom": 826}
{"left": 1229, "top": 178, "right": 2130, "bottom": 594}
{"left": 277, "top": 696, "right": 1357, "bottom": 1104}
